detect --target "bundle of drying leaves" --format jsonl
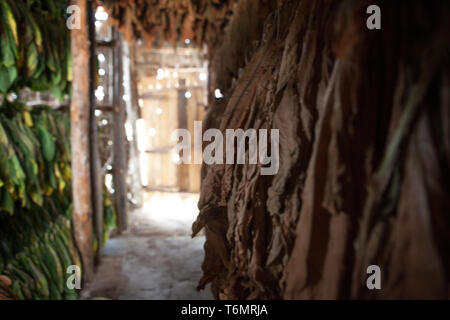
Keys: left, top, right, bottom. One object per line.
{"left": 0, "top": 101, "right": 79, "bottom": 300}
{"left": 0, "top": 100, "right": 117, "bottom": 300}
{"left": 0, "top": 101, "right": 71, "bottom": 215}
{"left": 0, "top": 0, "right": 71, "bottom": 100}
{"left": 100, "top": 0, "right": 235, "bottom": 48}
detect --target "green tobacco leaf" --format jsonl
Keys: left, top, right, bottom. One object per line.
{"left": 1, "top": 1, "right": 18, "bottom": 47}
{"left": 0, "top": 32, "right": 15, "bottom": 67}
{"left": 0, "top": 187, "right": 14, "bottom": 215}
{"left": 26, "top": 43, "right": 39, "bottom": 77}
{"left": 0, "top": 66, "right": 10, "bottom": 93}
{"left": 0, "top": 65, "right": 17, "bottom": 94}
{"left": 37, "top": 124, "right": 56, "bottom": 162}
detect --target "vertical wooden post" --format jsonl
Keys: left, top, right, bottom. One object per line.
{"left": 88, "top": 0, "right": 104, "bottom": 263}
{"left": 70, "top": 0, "right": 94, "bottom": 281}
{"left": 130, "top": 46, "right": 142, "bottom": 120}
{"left": 112, "top": 29, "right": 128, "bottom": 232}
{"left": 124, "top": 44, "right": 143, "bottom": 207}
{"left": 177, "top": 78, "right": 189, "bottom": 191}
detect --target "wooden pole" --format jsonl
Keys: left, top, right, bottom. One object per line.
{"left": 124, "top": 44, "right": 143, "bottom": 207}
{"left": 130, "top": 46, "right": 142, "bottom": 120}
{"left": 177, "top": 78, "right": 189, "bottom": 191}
{"left": 70, "top": 0, "right": 94, "bottom": 281}
{"left": 112, "top": 29, "right": 128, "bottom": 232}
{"left": 88, "top": 0, "right": 104, "bottom": 263}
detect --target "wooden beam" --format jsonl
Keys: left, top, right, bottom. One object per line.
{"left": 125, "top": 44, "right": 143, "bottom": 207}
{"left": 130, "top": 45, "right": 142, "bottom": 120}
{"left": 70, "top": 0, "right": 94, "bottom": 281}
{"left": 177, "top": 78, "right": 190, "bottom": 192}
{"left": 112, "top": 29, "right": 128, "bottom": 232}
{"left": 88, "top": 0, "right": 104, "bottom": 264}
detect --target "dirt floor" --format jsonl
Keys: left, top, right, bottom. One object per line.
{"left": 80, "top": 192, "right": 212, "bottom": 300}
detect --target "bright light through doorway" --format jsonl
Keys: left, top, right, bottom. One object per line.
{"left": 129, "top": 192, "right": 200, "bottom": 235}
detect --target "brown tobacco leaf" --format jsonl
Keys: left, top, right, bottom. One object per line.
{"left": 381, "top": 111, "right": 449, "bottom": 299}
{"left": 201, "top": 0, "right": 450, "bottom": 300}
{"left": 107, "top": 0, "right": 450, "bottom": 299}
{"left": 102, "top": 0, "right": 235, "bottom": 47}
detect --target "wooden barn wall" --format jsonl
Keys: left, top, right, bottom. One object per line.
{"left": 134, "top": 45, "right": 206, "bottom": 192}
{"left": 192, "top": 0, "right": 450, "bottom": 299}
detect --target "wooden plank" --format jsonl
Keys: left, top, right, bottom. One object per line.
{"left": 88, "top": 0, "right": 104, "bottom": 264}
{"left": 126, "top": 44, "right": 143, "bottom": 207}
{"left": 130, "top": 46, "right": 142, "bottom": 120}
{"left": 112, "top": 29, "right": 128, "bottom": 232}
{"left": 70, "top": 0, "right": 94, "bottom": 281}
{"left": 177, "top": 78, "right": 190, "bottom": 191}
